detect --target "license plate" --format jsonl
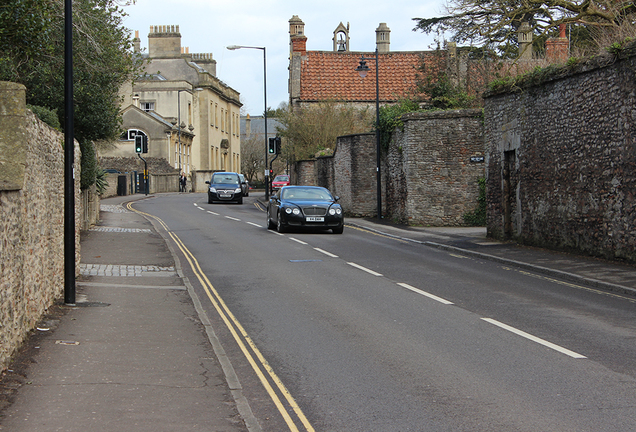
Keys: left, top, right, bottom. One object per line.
{"left": 219, "top": 194, "right": 231, "bottom": 198}
{"left": 306, "top": 216, "right": 324, "bottom": 222}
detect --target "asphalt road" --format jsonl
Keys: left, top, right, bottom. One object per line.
{"left": 133, "top": 193, "right": 636, "bottom": 432}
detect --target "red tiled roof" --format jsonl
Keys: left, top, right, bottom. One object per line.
{"left": 299, "top": 51, "right": 422, "bottom": 103}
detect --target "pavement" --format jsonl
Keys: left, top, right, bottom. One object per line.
{"left": 1, "top": 193, "right": 635, "bottom": 431}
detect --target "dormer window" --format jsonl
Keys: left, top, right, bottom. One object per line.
{"left": 140, "top": 102, "right": 155, "bottom": 112}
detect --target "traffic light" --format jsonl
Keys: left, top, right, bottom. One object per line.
{"left": 268, "top": 136, "right": 281, "bottom": 155}
{"left": 135, "top": 135, "right": 148, "bottom": 153}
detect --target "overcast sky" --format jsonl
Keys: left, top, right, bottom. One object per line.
{"left": 121, "top": 0, "right": 443, "bottom": 116}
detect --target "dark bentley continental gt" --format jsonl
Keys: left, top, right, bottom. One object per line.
{"left": 267, "top": 186, "right": 344, "bottom": 234}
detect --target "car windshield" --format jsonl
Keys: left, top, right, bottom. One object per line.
{"left": 281, "top": 187, "right": 332, "bottom": 200}
{"left": 211, "top": 174, "right": 239, "bottom": 185}
{"left": 274, "top": 175, "right": 289, "bottom": 182}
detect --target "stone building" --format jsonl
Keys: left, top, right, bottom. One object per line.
{"left": 288, "top": 15, "right": 432, "bottom": 111}
{"left": 102, "top": 25, "right": 242, "bottom": 177}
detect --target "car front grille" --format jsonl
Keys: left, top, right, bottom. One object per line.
{"left": 302, "top": 206, "right": 327, "bottom": 216}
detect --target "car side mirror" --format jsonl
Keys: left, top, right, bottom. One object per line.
{"left": 334, "top": 196, "right": 340, "bottom": 201}
{"left": 205, "top": 181, "right": 210, "bottom": 184}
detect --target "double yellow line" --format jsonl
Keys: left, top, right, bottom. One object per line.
{"left": 127, "top": 202, "right": 314, "bottom": 432}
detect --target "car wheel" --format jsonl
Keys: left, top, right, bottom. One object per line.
{"left": 267, "top": 208, "right": 276, "bottom": 230}
{"left": 208, "top": 195, "right": 213, "bottom": 204}
{"left": 237, "top": 197, "right": 243, "bottom": 204}
{"left": 276, "top": 212, "right": 286, "bottom": 233}
{"left": 332, "top": 225, "right": 344, "bottom": 234}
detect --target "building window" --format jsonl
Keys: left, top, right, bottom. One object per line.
{"left": 140, "top": 102, "right": 155, "bottom": 112}
{"left": 215, "top": 104, "right": 218, "bottom": 129}
{"left": 120, "top": 129, "right": 148, "bottom": 141}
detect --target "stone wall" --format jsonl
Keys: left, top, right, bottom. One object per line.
{"left": 484, "top": 51, "right": 636, "bottom": 262}
{"left": 293, "top": 133, "right": 380, "bottom": 217}
{"left": 0, "top": 82, "right": 82, "bottom": 370}
{"left": 292, "top": 114, "right": 484, "bottom": 223}
{"left": 387, "top": 110, "right": 485, "bottom": 225}
{"left": 292, "top": 160, "right": 317, "bottom": 188}
{"left": 332, "top": 133, "right": 379, "bottom": 217}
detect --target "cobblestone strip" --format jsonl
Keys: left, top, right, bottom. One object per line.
{"left": 100, "top": 204, "right": 131, "bottom": 213}
{"left": 80, "top": 264, "right": 176, "bottom": 277}
{"left": 89, "top": 227, "right": 152, "bottom": 233}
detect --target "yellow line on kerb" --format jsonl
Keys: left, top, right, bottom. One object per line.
{"left": 126, "top": 202, "right": 314, "bottom": 432}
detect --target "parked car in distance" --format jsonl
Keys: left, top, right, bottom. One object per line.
{"left": 271, "top": 174, "right": 290, "bottom": 190}
{"left": 267, "top": 185, "right": 344, "bottom": 234}
{"left": 238, "top": 174, "right": 249, "bottom": 197}
{"left": 205, "top": 172, "right": 243, "bottom": 204}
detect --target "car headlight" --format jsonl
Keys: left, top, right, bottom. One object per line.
{"left": 209, "top": 187, "right": 216, "bottom": 193}
{"left": 329, "top": 208, "right": 342, "bottom": 215}
{"left": 285, "top": 207, "right": 301, "bottom": 215}
{"left": 235, "top": 187, "right": 242, "bottom": 193}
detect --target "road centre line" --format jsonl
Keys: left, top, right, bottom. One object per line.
{"left": 225, "top": 216, "right": 241, "bottom": 221}
{"left": 314, "top": 248, "right": 338, "bottom": 258}
{"left": 397, "top": 283, "right": 454, "bottom": 305}
{"left": 207, "top": 211, "right": 219, "bottom": 215}
{"left": 347, "top": 262, "right": 383, "bottom": 277}
{"left": 246, "top": 222, "right": 262, "bottom": 228}
{"left": 481, "top": 318, "right": 587, "bottom": 359}
{"left": 289, "top": 237, "right": 308, "bottom": 245}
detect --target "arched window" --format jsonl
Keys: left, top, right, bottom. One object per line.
{"left": 119, "top": 129, "right": 148, "bottom": 142}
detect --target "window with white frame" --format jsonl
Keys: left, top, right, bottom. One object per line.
{"left": 119, "top": 129, "right": 148, "bottom": 141}
{"left": 140, "top": 102, "right": 155, "bottom": 112}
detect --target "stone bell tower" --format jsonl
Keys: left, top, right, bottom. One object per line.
{"left": 333, "top": 22, "right": 350, "bottom": 52}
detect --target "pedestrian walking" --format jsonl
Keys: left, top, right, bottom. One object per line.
{"left": 180, "top": 172, "right": 187, "bottom": 192}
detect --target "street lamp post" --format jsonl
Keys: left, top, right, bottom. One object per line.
{"left": 227, "top": 45, "right": 270, "bottom": 199}
{"left": 356, "top": 48, "right": 382, "bottom": 220}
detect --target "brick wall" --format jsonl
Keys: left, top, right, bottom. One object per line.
{"left": 388, "top": 110, "right": 485, "bottom": 225}
{"left": 484, "top": 51, "right": 636, "bottom": 262}
{"left": 0, "top": 82, "right": 82, "bottom": 370}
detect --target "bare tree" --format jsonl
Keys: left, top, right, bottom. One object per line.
{"left": 240, "top": 133, "right": 263, "bottom": 183}
{"left": 277, "top": 101, "right": 373, "bottom": 162}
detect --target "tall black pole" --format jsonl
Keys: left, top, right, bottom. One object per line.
{"left": 263, "top": 47, "right": 269, "bottom": 200}
{"left": 374, "top": 48, "right": 381, "bottom": 220}
{"left": 64, "top": 0, "right": 75, "bottom": 305}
